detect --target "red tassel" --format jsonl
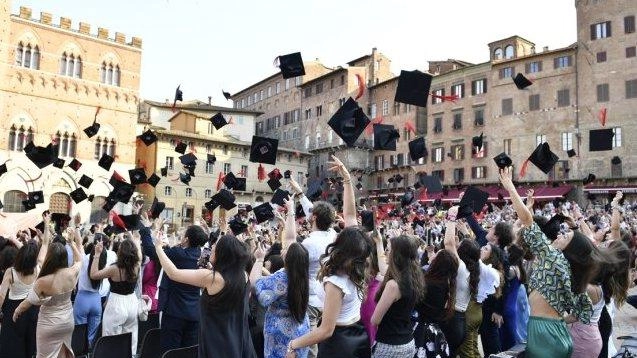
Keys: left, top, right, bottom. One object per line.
{"left": 50, "top": 135, "right": 59, "bottom": 144}
{"left": 430, "top": 93, "right": 459, "bottom": 103}
{"left": 404, "top": 121, "right": 416, "bottom": 134}
{"left": 216, "top": 172, "right": 225, "bottom": 191}
{"left": 94, "top": 106, "right": 101, "bottom": 121}
{"left": 258, "top": 164, "right": 266, "bottom": 182}
{"left": 354, "top": 74, "right": 365, "bottom": 101}
{"left": 365, "top": 117, "right": 384, "bottom": 135}
{"left": 598, "top": 107, "right": 607, "bottom": 127}
{"left": 112, "top": 171, "right": 127, "bottom": 183}
{"left": 519, "top": 159, "right": 530, "bottom": 178}
{"left": 228, "top": 116, "right": 234, "bottom": 125}
{"left": 110, "top": 211, "right": 126, "bottom": 230}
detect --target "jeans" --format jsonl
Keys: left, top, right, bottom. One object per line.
{"left": 440, "top": 310, "right": 465, "bottom": 358}
{"left": 73, "top": 290, "right": 103, "bottom": 347}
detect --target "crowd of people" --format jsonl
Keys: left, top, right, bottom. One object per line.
{"left": 0, "top": 156, "right": 636, "bottom": 358}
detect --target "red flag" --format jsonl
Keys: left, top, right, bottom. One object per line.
{"left": 354, "top": 74, "right": 365, "bottom": 101}
{"left": 404, "top": 121, "right": 416, "bottom": 134}
{"left": 365, "top": 117, "right": 384, "bottom": 135}
{"left": 430, "top": 93, "right": 459, "bottom": 103}
{"left": 216, "top": 172, "right": 225, "bottom": 191}
{"left": 257, "top": 164, "right": 266, "bottom": 182}
{"left": 598, "top": 107, "right": 607, "bottom": 127}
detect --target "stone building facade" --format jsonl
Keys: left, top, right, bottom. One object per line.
{"left": 0, "top": 2, "right": 142, "bottom": 222}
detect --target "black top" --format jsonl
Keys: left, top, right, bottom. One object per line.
{"left": 108, "top": 268, "right": 136, "bottom": 295}
{"left": 376, "top": 285, "right": 417, "bottom": 345}
{"left": 416, "top": 281, "right": 449, "bottom": 324}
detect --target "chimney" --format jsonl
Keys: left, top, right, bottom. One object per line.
{"left": 543, "top": 46, "right": 549, "bottom": 52}
{"left": 97, "top": 27, "right": 109, "bottom": 39}
{"left": 19, "top": 6, "right": 31, "bottom": 19}
{"left": 208, "top": 96, "right": 212, "bottom": 105}
{"left": 60, "top": 17, "right": 71, "bottom": 30}
{"left": 78, "top": 22, "right": 90, "bottom": 34}
{"left": 40, "top": 12, "right": 52, "bottom": 25}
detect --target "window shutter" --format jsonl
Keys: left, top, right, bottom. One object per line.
{"left": 568, "top": 55, "right": 573, "bottom": 66}
{"left": 554, "top": 57, "right": 560, "bottom": 69}
{"left": 461, "top": 84, "right": 465, "bottom": 98}
{"left": 538, "top": 61, "right": 543, "bottom": 72}
{"left": 483, "top": 78, "right": 487, "bottom": 93}
{"left": 591, "top": 24, "right": 596, "bottom": 40}
{"left": 525, "top": 63, "right": 530, "bottom": 73}
{"left": 607, "top": 21, "right": 612, "bottom": 37}
{"left": 471, "top": 81, "right": 476, "bottom": 96}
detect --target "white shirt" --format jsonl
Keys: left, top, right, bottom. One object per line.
{"left": 455, "top": 260, "right": 471, "bottom": 312}
{"left": 99, "top": 249, "right": 117, "bottom": 297}
{"left": 477, "top": 261, "right": 500, "bottom": 303}
{"left": 324, "top": 274, "right": 361, "bottom": 325}
{"left": 302, "top": 228, "right": 337, "bottom": 308}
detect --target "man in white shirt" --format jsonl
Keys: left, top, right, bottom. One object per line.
{"left": 290, "top": 179, "right": 336, "bottom": 358}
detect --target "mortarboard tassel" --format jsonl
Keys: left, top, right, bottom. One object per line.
{"left": 430, "top": 93, "right": 459, "bottom": 103}
{"left": 112, "top": 171, "right": 127, "bottom": 183}
{"left": 216, "top": 171, "right": 225, "bottom": 191}
{"left": 598, "top": 107, "right": 607, "bottom": 127}
{"left": 519, "top": 159, "right": 530, "bottom": 178}
{"left": 404, "top": 121, "right": 416, "bottom": 134}
{"left": 258, "top": 164, "right": 266, "bottom": 182}
{"left": 364, "top": 117, "right": 384, "bottom": 135}
{"left": 110, "top": 211, "right": 126, "bottom": 230}
{"left": 94, "top": 106, "right": 101, "bottom": 121}
{"left": 222, "top": 90, "right": 231, "bottom": 101}
{"left": 354, "top": 74, "right": 365, "bottom": 101}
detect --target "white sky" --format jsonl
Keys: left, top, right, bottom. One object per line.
{"left": 13, "top": 0, "right": 577, "bottom": 103}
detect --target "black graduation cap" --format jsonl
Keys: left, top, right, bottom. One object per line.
{"left": 173, "top": 85, "right": 183, "bottom": 107}
{"left": 70, "top": 187, "right": 88, "bottom": 203}
{"left": 234, "top": 178, "right": 247, "bottom": 192}
{"left": 395, "top": 174, "right": 404, "bottom": 183}
{"left": 419, "top": 175, "right": 443, "bottom": 193}
{"left": 175, "top": 141, "right": 187, "bottom": 154}
{"left": 295, "top": 203, "right": 306, "bottom": 219}
{"left": 249, "top": 136, "right": 279, "bottom": 165}
{"left": 207, "top": 154, "right": 216, "bottom": 164}
{"left": 88, "top": 195, "right": 95, "bottom": 202}
{"left": 102, "top": 196, "right": 118, "bottom": 211}
{"left": 138, "top": 129, "right": 158, "bottom": 146}
{"left": 179, "top": 153, "right": 197, "bottom": 166}
{"left": 253, "top": 202, "right": 275, "bottom": 223}
{"left": 541, "top": 214, "right": 569, "bottom": 241}
{"left": 78, "top": 175, "right": 93, "bottom": 189}
{"left": 147, "top": 173, "right": 160, "bottom": 187}
{"left": 327, "top": 97, "right": 370, "bottom": 147}
{"left": 22, "top": 199, "right": 36, "bottom": 211}
{"left": 361, "top": 210, "right": 375, "bottom": 232}
{"left": 212, "top": 189, "right": 236, "bottom": 210}
{"left": 98, "top": 154, "right": 114, "bottom": 171}
{"left": 276, "top": 52, "right": 305, "bottom": 79}
{"left": 160, "top": 167, "right": 168, "bottom": 177}
{"left": 112, "top": 214, "right": 143, "bottom": 233}
{"left": 109, "top": 183, "right": 135, "bottom": 204}
{"left": 589, "top": 129, "right": 614, "bottom": 152}
{"left": 306, "top": 180, "right": 323, "bottom": 201}
{"left": 25, "top": 142, "right": 59, "bottom": 169}
{"left": 229, "top": 217, "right": 248, "bottom": 236}
{"left": 458, "top": 186, "right": 489, "bottom": 219}
{"left": 50, "top": 213, "right": 71, "bottom": 233}
{"left": 373, "top": 124, "right": 400, "bottom": 151}
{"left": 205, "top": 198, "right": 220, "bottom": 211}
{"left": 271, "top": 189, "right": 290, "bottom": 207}
{"left": 267, "top": 178, "right": 282, "bottom": 192}
{"left": 83, "top": 122, "right": 100, "bottom": 138}
{"left": 28, "top": 191, "right": 44, "bottom": 204}
{"left": 222, "top": 90, "right": 232, "bottom": 100}
{"left": 149, "top": 198, "right": 165, "bottom": 219}
{"left": 129, "top": 168, "right": 147, "bottom": 185}
{"left": 284, "top": 170, "right": 291, "bottom": 179}
{"left": 210, "top": 113, "right": 229, "bottom": 130}
{"left": 268, "top": 169, "right": 283, "bottom": 181}
{"left": 0, "top": 163, "right": 7, "bottom": 177}
{"left": 493, "top": 152, "right": 513, "bottom": 170}
{"left": 583, "top": 173, "right": 596, "bottom": 185}
{"left": 356, "top": 182, "right": 363, "bottom": 190}
{"left": 68, "top": 159, "right": 82, "bottom": 172}
{"left": 611, "top": 156, "right": 621, "bottom": 165}
{"left": 245, "top": 205, "right": 253, "bottom": 213}
{"left": 401, "top": 190, "right": 415, "bottom": 207}
{"left": 394, "top": 69, "right": 433, "bottom": 107}
{"left": 409, "top": 137, "right": 427, "bottom": 161}
{"left": 53, "top": 158, "right": 65, "bottom": 169}
{"left": 388, "top": 177, "right": 395, "bottom": 184}
{"left": 472, "top": 133, "right": 484, "bottom": 152}
{"left": 567, "top": 149, "right": 577, "bottom": 158}
{"left": 524, "top": 142, "right": 559, "bottom": 175}
{"left": 179, "top": 173, "right": 191, "bottom": 186}
{"left": 513, "top": 73, "right": 533, "bottom": 90}
{"left": 223, "top": 172, "right": 238, "bottom": 190}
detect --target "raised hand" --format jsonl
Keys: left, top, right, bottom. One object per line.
{"left": 327, "top": 155, "right": 351, "bottom": 181}
{"left": 498, "top": 167, "right": 515, "bottom": 192}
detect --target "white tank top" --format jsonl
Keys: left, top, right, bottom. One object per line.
{"left": 8, "top": 268, "right": 34, "bottom": 300}
{"left": 589, "top": 286, "right": 605, "bottom": 324}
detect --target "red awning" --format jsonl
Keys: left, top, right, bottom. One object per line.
{"left": 583, "top": 185, "right": 637, "bottom": 194}
{"left": 418, "top": 185, "right": 573, "bottom": 202}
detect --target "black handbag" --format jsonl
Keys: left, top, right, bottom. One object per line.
{"left": 317, "top": 322, "right": 371, "bottom": 358}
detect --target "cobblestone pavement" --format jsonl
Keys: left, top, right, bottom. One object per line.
{"left": 612, "top": 287, "right": 637, "bottom": 351}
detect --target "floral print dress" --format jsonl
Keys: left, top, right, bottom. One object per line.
{"left": 255, "top": 269, "right": 310, "bottom": 358}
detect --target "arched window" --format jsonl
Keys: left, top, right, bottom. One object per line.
{"left": 494, "top": 48, "right": 503, "bottom": 60}
{"left": 60, "top": 52, "right": 82, "bottom": 78}
{"left": 15, "top": 42, "right": 40, "bottom": 69}
{"left": 101, "top": 62, "right": 121, "bottom": 86}
{"left": 56, "top": 131, "right": 77, "bottom": 157}
{"left": 93, "top": 137, "right": 117, "bottom": 159}
{"left": 204, "top": 189, "right": 212, "bottom": 198}
{"left": 504, "top": 45, "right": 514, "bottom": 59}
{"left": 164, "top": 186, "right": 173, "bottom": 196}
{"left": 8, "top": 125, "right": 34, "bottom": 151}
{"left": 185, "top": 188, "right": 193, "bottom": 197}
{"left": 3, "top": 190, "right": 27, "bottom": 213}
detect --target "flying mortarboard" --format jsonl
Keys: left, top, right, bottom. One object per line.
{"left": 541, "top": 214, "right": 570, "bottom": 241}
{"left": 69, "top": 187, "right": 88, "bottom": 203}
{"left": 83, "top": 121, "right": 100, "bottom": 138}
{"left": 210, "top": 113, "right": 229, "bottom": 130}
{"left": 458, "top": 186, "right": 489, "bottom": 219}
{"left": 22, "top": 199, "right": 36, "bottom": 211}
{"left": 68, "top": 159, "right": 82, "bottom": 172}
{"left": 268, "top": 169, "right": 282, "bottom": 181}
{"left": 25, "top": 142, "right": 59, "bottom": 169}
{"left": 408, "top": 137, "right": 427, "bottom": 161}
{"left": 284, "top": 170, "right": 291, "bottom": 179}
{"left": 589, "top": 129, "right": 614, "bottom": 152}
{"left": 149, "top": 197, "right": 165, "bottom": 219}
{"left": 205, "top": 198, "right": 220, "bottom": 211}
{"left": 327, "top": 97, "right": 370, "bottom": 147}
{"left": 513, "top": 73, "right": 533, "bottom": 90}
{"left": 78, "top": 175, "right": 93, "bottom": 189}
{"left": 270, "top": 189, "right": 290, "bottom": 207}
{"left": 179, "top": 153, "right": 197, "bottom": 166}
{"left": 567, "top": 149, "right": 577, "bottom": 158}
{"left": 419, "top": 175, "right": 443, "bottom": 193}
{"left": 53, "top": 158, "right": 65, "bottom": 169}
{"left": 160, "top": 167, "right": 168, "bottom": 177}
{"left": 253, "top": 202, "right": 275, "bottom": 223}
{"left": 229, "top": 217, "right": 248, "bottom": 236}
{"left": 472, "top": 133, "right": 484, "bottom": 151}
{"left": 522, "top": 142, "right": 559, "bottom": 176}
{"left": 128, "top": 168, "right": 147, "bottom": 185}
{"left": 28, "top": 191, "right": 44, "bottom": 204}
{"left": 102, "top": 196, "right": 118, "bottom": 211}
{"left": 222, "top": 90, "right": 232, "bottom": 100}
{"left": 267, "top": 178, "right": 282, "bottom": 192}
{"left": 138, "top": 129, "right": 158, "bottom": 146}
{"left": 173, "top": 85, "right": 183, "bottom": 109}
{"left": 147, "top": 173, "right": 161, "bottom": 187}
{"left": 394, "top": 70, "right": 433, "bottom": 107}
{"left": 98, "top": 154, "right": 114, "bottom": 171}
{"left": 175, "top": 141, "right": 187, "bottom": 154}
{"left": 112, "top": 214, "right": 143, "bottom": 233}
{"left": 234, "top": 177, "right": 246, "bottom": 192}
{"left": 0, "top": 163, "right": 7, "bottom": 177}
{"left": 276, "top": 52, "right": 305, "bottom": 79}
{"left": 583, "top": 173, "right": 596, "bottom": 186}
{"left": 212, "top": 189, "right": 236, "bottom": 210}
{"left": 249, "top": 136, "right": 279, "bottom": 165}
{"left": 223, "top": 172, "right": 238, "bottom": 190}
{"left": 356, "top": 182, "right": 363, "bottom": 190}
{"left": 179, "top": 173, "right": 191, "bottom": 186}
{"left": 493, "top": 152, "right": 513, "bottom": 170}
{"left": 207, "top": 154, "right": 216, "bottom": 164}
{"left": 373, "top": 124, "right": 400, "bottom": 151}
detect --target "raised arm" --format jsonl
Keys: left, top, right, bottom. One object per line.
{"left": 282, "top": 198, "right": 296, "bottom": 252}
{"left": 249, "top": 243, "right": 265, "bottom": 287}
{"left": 525, "top": 189, "right": 535, "bottom": 211}
{"left": 610, "top": 191, "right": 623, "bottom": 240}
{"left": 328, "top": 155, "right": 357, "bottom": 227}
{"left": 37, "top": 212, "right": 52, "bottom": 267}
{"left": 444, "top": 206, "right": 459, "bottom": 258}
{"left": 0, "top": 269, "right": 11, "bottom": 309}
{"left": 289, "top": 178, "right": 313, "bottom": 219}
{"left": 90, "top": 241, "right": 115, "bottom": 280}
{"left": 371, "top": 229, "right": 388, "bottom": 276}
{"left": 68, "top": 227, "right": 83, "bottom": 274}
{"left": 499, "top": 167, "right": 532, "bottom": 226}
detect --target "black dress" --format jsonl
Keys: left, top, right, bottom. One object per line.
{"left": 199, "top": 281, "right": 256, "bottom": 358}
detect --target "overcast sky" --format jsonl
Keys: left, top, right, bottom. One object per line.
{"left": 14, "top": 0, "right": 577, "bottom": 104}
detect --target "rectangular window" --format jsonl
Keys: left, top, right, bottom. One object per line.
{"left": 499, "top": 67, "right": 514, "bottom": 79}
{"left": 472, "top": 166, "right": 487, "bottom": 179}
{"left": 473, "top": 141, "right": 487, "bottom": 158}
{"left": 503, "top": 139, "right": 512, "bottom": 155}
{"left": 260, "top": 90, "right": 264, "bottom": 100}
{"left": 339, "top": 98, "right": 346, "bottom": 107}
{"left": 166, "top": 156, "right": 174, "bottom": 170}
{"left": 304, "top": 87, "right": 312, "bottom": 98}
{"left": 591, "top": 21, "right": 612, "bottom": 40}
{"left": 451, "top": 83, "right": 464, "bottom": 99}
{"left": 340, "top": 75, "right": 345, "bottom": 85}
{"left": 316, "top": 105, "right": 323, "bottom": 117}
{"left": 164, "top": 187, "right": 172, "bottom": 196}
{"left": 382, "top": 100, "right": 389, "bottom": 116}
{"left": 316, "top": 83, "right": 323, "bottom": 94}
{"left": 529, "top": 94, "right": 540, "bottom": 111}
{"left": 561, "top": 132, "right": 573, "bottom": 151}
{"left": 275, "top": 82, "right": 281, "bottom": 94}
{"left": 296, "top": 77, "right": 302, "bottom": 86}
{"left": 597, "top": 84, "right": 610, "bottom": 102}
{"left": 453, "top": 168, "right": 465, "bottom": 183}
{"left": 393, "top": 101, "right": 401, "bottom": 115}
{"left": 502, "top": 98, "right": 513, "bottom": 115}
{"left": 205, "top": 161, "right": 214, "bottom": 174}
{"left": 330, "top": 79, "right": 335, "bottom": 89}
{"left": 223, "top": 163, "right": 231, "bottom": 174}
{"left": 536, "top": 134, "right": 547, "bottom": 146}
{"left": 554, "top": 55, "right": 573, "bottom": 68}
{"left": 241, "top": 165, "right": 248, "bottom": 177}
{"left": 247, "top": 96, "right": 252, "bottom": 106}
{"left": 451, "top": 144, "right": 465, "bottom": 160}
{"left": 305, "top": 108, "right": 311, "bottom": 119}
{"left": 597, "top": 51, "right": 607, "bottom": 63}
{"left": 267, "top": 86, "right": 272, "bottom": 97}
{"left": 626, "top": 79, "right": 637, "bottom": 98}
{"left": 525, "top": 61, "right": 542, "bottom": 73}
{"left": 471, "top": 79, "right": 486, "bottom": 95}
{"left": 613, "top": 127, "right": 622, "bottom": 148}
{"left": 370, "top": 104, "right": 377, "bottom": 119}
{"left": 432, "top": 170, "right": 444, "bottom": 181}
{"left": 285, "top": 79, "right": 290, "bottom": 90}
{"left": 433, "top": 147, "right": 444, "bottom": 163}
{"left": 389, "top": 155, "right": 396, "bottom": 166}
{"left": 627, "top": 46, "right": 637, "bottom": 58}
{"left": 254, "top": 92, "right": 258, "bottom": 103}
{"left": 432, "top": 89, "right": 444, "bottom": 104}
{"left": 434, "top": 117, "right": 443, "bottom": 133}
{"left": 474, "top": 109, "right": 484, "bottom": 126}
{"left": 557, "top": 89, "right": 570, "bottom": 107}
{"left": 452, "top": 112, "right": 462, "bottom": 130}
{"left": 625, "top": 15, "right": 635, "bottom": 34}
